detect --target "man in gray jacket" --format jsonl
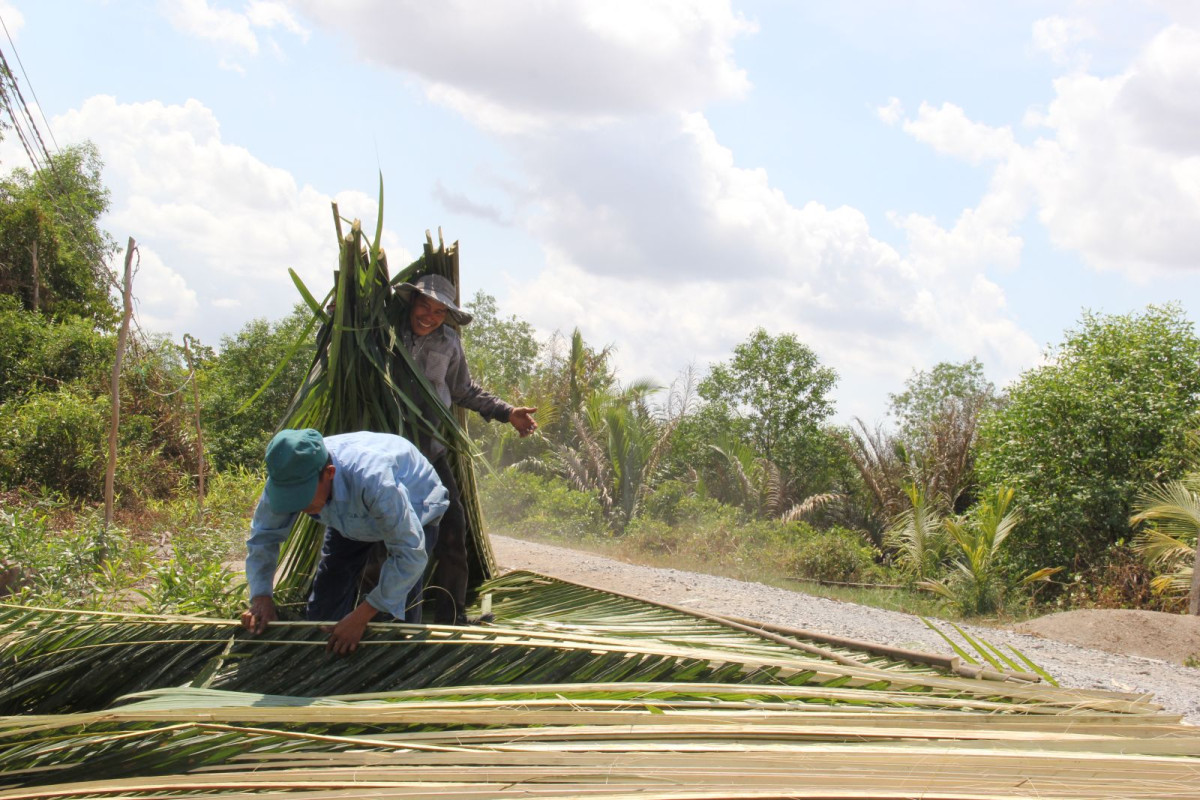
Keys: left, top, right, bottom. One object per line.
{"left": 395, "top": 274, "right": 537, "bottom": 624}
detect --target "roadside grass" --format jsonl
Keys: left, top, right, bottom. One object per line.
{"left": 0, "top": 467, "right": 1060, "bottom": 627}
{"left": 0, "top": 468, "right": 261, "bottom": 615}
{"left": 480, "top": 472, "right": 1062, "bottom": 625}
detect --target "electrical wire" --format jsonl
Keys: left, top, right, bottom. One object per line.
{"left": 0, "top": 13, "right": 58, "bottom": 155}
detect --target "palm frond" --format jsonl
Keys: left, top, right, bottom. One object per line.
{"left": 4, "top": 573, "right": 1199, "bottom": 797}
{"left": 269, "top": 206, "right": 495, "bottom": 603}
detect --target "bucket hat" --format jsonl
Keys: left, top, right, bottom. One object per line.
{"left": 264, "top": 428, "right": 328, "bottom": 513}
{"left": 394, "top": 274, "right": 473, "bottom": 326}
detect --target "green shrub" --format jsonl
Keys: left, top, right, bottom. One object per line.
{"left": 641, "top": 481, "right": 737, "bottom": 527}
{"left": 977, "top": 305, "right": 1200, "bottom": 574}
{"left": 480, "top": 469, "right": 607, "bottom": 541}
{"left": 0, "top": 386, "right": 108, "bottom": 497}
{"left": 784, "top": 527, "right": 881, "bottom": 584}
{"left": 0, "top": 297, "right": 112, "bottom": 405}
{"left": 135, "top": 524, "right": 243, "bottom": 617}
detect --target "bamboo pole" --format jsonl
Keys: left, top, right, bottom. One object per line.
{"left": 103, "top": 238, "right": 135, "bottom": 531}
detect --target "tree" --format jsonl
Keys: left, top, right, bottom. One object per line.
{"left": 199, "top": 306, "right": 317, "bottom": 471}
{"left": 890, "top": 359, "right": 994, "bottom": 441}
{"left": 1130, "top": 469, "right": 1200, "bottom": 614}
{"left": 889, "top": 359, "right": 995, "bottom": 511}
{"left": 461, "top": 290, "right": 538, "bottom": 400}
{"left": 697, "top": 329, "right": 838, "bottom": 499}
{"left": 920, "top": 486, "right": 1058, "bottom": 616}
{"left": 0, "top": 143, "right": 117, "bottom": 325}
{"left": 977, "top": 305, "right": 1200, "bottom": 574}
{"left": 885, "top": 482, "right": 949, "bottom": 582}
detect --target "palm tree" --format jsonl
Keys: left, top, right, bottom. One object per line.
{"left": 885, "top": 481, "right": 949, "bottom": 582}
{"left": 551, "top": 379, "right": 677, "bottom": 531}
{"left": 1131, "top": 473, "right": 1200, "bottom": 615}
{"left": 921, "top": 486, "right": 1059, "bottom": 616}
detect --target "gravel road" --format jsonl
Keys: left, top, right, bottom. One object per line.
{"left": 491, "top": 534, "right": 1200, "bottom": 725}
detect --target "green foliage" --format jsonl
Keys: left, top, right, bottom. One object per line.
{"left": 135, "top": 536, "right": 242, "bottom": 617}
{"left": 624, "top": 496, "right": 889, "bottom": 588}
{"left": 698, "top": 328, "right": 837, "bottom": 474}
{"left": 885, "top": 482, "right": 949, "bottom": 581}
{"left": 977, "top": 304, "right": 1200, "bottom": 573}
{"left": 0, "top": 385, "right": 109, "bottom": 497}
{"left": 784, "top": 526, "right": 882, "bottom": 584}
{"left": 1130, "top": 470, "right": 1199, "bottom": 602}
{"left": 0, "top": 501, "right": 144, "bottom": 610}
{"left": 890, "top": 359, "right": 994, "bottom": 443}
{"left": 888, "top": 358, "right": 994, "bottom": 510}
{"left": 0, "top": 469, "right": 255, "bottom": 616}
{"left": 920, "top": 487, "right": 1059, "bottom": 616}
{"left": 199, "top": 306, "right": 316, "bottom": 471}
{"left": 0, "top": 142, "right": 118, "bottom": 324}
{"left": 461, "top": 290, "right": 539, "bottom": 399}
{"left": 479, "top": 469, "right": 607, "bottom": 542}
{"left": 0, "top": 296, "right": 113, "bottom": 405}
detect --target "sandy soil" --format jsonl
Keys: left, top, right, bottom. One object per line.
{"left": 490, "top": 535, "right": 1200, "bottom": 724}
{"left": 1013, "top": 608, "right": 1200, "bottom": 664}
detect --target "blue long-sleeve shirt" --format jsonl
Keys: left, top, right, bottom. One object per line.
{"left": 245, "top": 431, "right": 449, "bottom": 619}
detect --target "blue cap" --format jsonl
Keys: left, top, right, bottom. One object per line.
{"left": 264, "top": 429, "right": 328, "bottom": 513}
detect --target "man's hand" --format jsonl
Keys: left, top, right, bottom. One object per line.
{"left": 325, "top": 600, "right": 378, "bottom": 655}
{"left": 509, "top": 406, "right": 538, "bottom": 437}
{"left": 242, "top": 595, "right": 277, "bottom": 634}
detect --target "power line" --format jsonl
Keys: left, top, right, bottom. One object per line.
{"left": 0, "top": 14, "right": 57, "bottom": 155}
{"left": 0, "top": 72, "right": 42, "bottom": 173}
{"left": 0, "top": 44, "right": 52, "bottom": 169}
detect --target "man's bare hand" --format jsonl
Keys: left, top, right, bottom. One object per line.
{"left": 325, "top": 600, "right": 378, "bottom": 655}
{"left": 241, "top": 595, "right": 277, "bottom": 634}
{"left": 509, "top": 406, "right": 538, "bottom": 437}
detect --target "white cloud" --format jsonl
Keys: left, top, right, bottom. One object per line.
{"left": 876, "top": 97, "right": 904, "bottom": 126}
{"left": 1032, "top": 15, "right": 1094, "bottom": 68}
{"left": 902, "top": 102, "right": 1017, "bottom": 165}
{"left": 160, "top": 0, "right": 308, "bottom": 64}
{"left": 124, "top": 244, "right": 200, "bottom": 333}
{"left": 246, "top": 0, "right": 309, "bottom": 40}
{"left": 0, "top": 2, "right": 24, "bottom": 36}
{"left": 891, "top": 21, "right": 1200, "bottom": 279}
{"left": 292, "top": 0, "right": 755, "bottom": 130}
{"left": 51, "top": 95, "right": 408, "bottom": 346}
{"left": 163, "top": 0, "right": 259, "bottom": 54}
{"left": 501, "top": 113, "right": 1039, "bottom": 402}
{"left": 285, "top": 2, "right": 1043, "bottom": 415}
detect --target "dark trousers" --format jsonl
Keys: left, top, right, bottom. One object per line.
{"left": 430, "top": 455, "right": 468, "bottom": 624}
{"left": 305, "top": 524, "right": 438, "bottom": 624}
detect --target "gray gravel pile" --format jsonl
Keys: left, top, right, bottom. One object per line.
{"left": 491, "top": 535, "right": 1200, "bottom": 725}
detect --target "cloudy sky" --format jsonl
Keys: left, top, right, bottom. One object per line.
{"left": 2, "top": 0, "right": 1199, "bottom": 422}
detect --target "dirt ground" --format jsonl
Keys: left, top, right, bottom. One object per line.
{"left": 1013, "top": 608, "right": 1200, "bottom": 664}
{"left": 491, "top": 535, "right": 1200, "bottom": 666}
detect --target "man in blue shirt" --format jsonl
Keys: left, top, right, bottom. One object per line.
{"left": 241, "top": 429, "right": 449, "bottom": 654}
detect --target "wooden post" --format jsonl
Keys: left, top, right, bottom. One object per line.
{"left": 182, "top": 334, "right": 205, "bottom": 524}
{"left": 1190, "top": 548, "right": 1200, "bottom": 616}
{"left": 29, "top": 239, "right": 38, "bottom": 311}
{"left": 104, "top": 238, "right": 135, "bottom": 531}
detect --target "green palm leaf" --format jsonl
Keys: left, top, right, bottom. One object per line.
{"left": 4, "top": 570, "right": 1198, "bottom": 798}
{"left": 262, "top": 195, "right": 494, "bottom": 603}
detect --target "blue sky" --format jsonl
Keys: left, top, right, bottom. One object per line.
{"left": 2, "top": 0, "right": 1199, "bottom": 423}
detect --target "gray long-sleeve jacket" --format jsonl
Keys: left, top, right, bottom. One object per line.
{"left": 401, "top": 323, "right": 512, "bottom": 458}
